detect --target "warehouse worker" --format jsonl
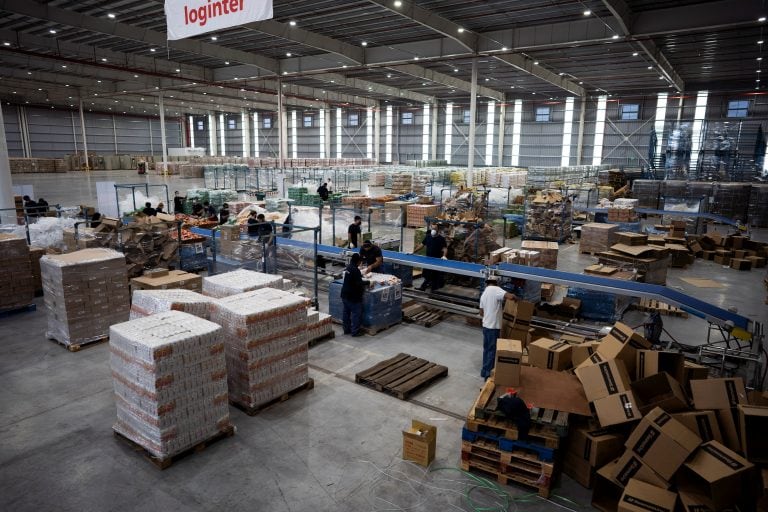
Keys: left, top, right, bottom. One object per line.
{"left": 317, "top": 182, "right": 330, "bottom": 201}
{"left": 23, "top": 195, "right": 38, "bottom": 218}
{"left": 478, "top": 277, "right": 517, "bottom": 380}
{"left": 341, "top": 253, "right": 370, "bottom": 337}
{"left": 173, "top": 191, "right": 185, "bottom": 214}
{"left": 155, "top": 202, "right": 165, "bottom": 214}
{"left": 142, "top": 202, "right": 157, "bottom": 217}
{"left": 413, "top": 228, "right": 448, "bottom": 292}
{"left": 348, "top": 215, "right": 362, "bottom": 248}
{"left": 191, "top": 200, "right": 204, "bottom": 217}
{"left": 247, "top": 211, "right": 260, "bottom": 237}
{"left": 36, "top": 197, "right": 49, "bottom": 215}
{"left": 359, "top": 239, "right": 383, "bottom": 274}
{"left": 219, "top": 203, "right": 230, "bottom": 225}
{"left": 203, "top": 201, "right": 217, "bottom": 221}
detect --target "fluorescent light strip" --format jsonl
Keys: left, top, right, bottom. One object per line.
{"left": 336, "top": 107, "right": 342, "bottom": 158}
{"left": 654, "top": 92, "right": 667, "bottom": 166}
{"left": 511, "top": 99, "right": 522, "bottom": 166}
{"left": 385, "top": 106, "right": 393, "bottom": 163}
{"left": 319, "top": 110, "right": 326, "bottom": 159}
{"left": 241, "top": 111, "right": 249, "bottom": 158}
{"left": 422, "top": 104, "right": 430, "bottom": 160}
{"left": 486, "top": 101, "right": 495, "bottom": 165}
{"left": 689, "top": 90, "right": 709, "bottom": 170}
{"left": 561, "top": 97, "right": 574, "bottom": 166}
{"left": 592, "top": 95, "right": 607, "bottom": 166}
{"left": 253, "top": 112, "right": 259, "bottom": 158}
{"left": 366, "top": 107, "right": 373, "bottom": 159}
{"left": 444, "top": 102, "right": 453, "bottom": 164}
{"left": 208, "top": 113, "right": 216, "bottom": 156}
{"left": 291, "top": 110, "right": 297, "bottom": 159}
{"left": 218, "top": 113, "right": 226, "bottom": 156}
{"left": 188, "top": 115, "right": 195, "bottom": 148}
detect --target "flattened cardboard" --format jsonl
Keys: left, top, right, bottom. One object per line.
{"left": 594, "top": 390, "right": 642, "bottom": 428}
{"left": 635, "top": 350, "right": 685, "bottom": 384}
{"left": 528, "top": 337, "right": 572, "bottom": 371}
{"left": 672, "top": 411, "right": 723, "bottom": 444}
{"left": 495, "top": 338, "right": 523, "bottom": 387}
{"left": 575, "top": 359, "right": 632, "bottom": 402}
{"left": 738, "top": 404, "right": 768, "bottom": 463}
{"left": 514, "top": 365, "right": 591, "bottom": 416}
{"left": 624, "top": 407, "right": 702, "bottom": 481}
{"left": 631, "top": 372, "right": 689, "bottom": 415}
{"left": 618, "top": 479, "right": 677, "bottom": 512}
{"left": 691, "top": 378, "right": 748, "bottom": 410}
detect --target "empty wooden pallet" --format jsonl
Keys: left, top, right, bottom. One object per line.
{"left": 402, "top": 302, "right": 449, "bottom": 328}
{"left": 355, "top": 353, "right": 448, "bottom": 400}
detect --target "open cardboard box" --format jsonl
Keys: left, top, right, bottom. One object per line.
{"left": 739, "top": 404, "right": 768, "bottom": 464}
{"left": 672, "top": 411, "right": 723, "bottom": 444}
{"left": 635, "top": 350, "right": 685, "bottom": 384}
{"left": 402, "top": 419, "right": 437, "bottom": 467}
{"left": 630, "top": 372, "right": 689, "bottom": 415}
{"left": 575, "top": 358, "right": 632, "bottom": 402}
{"left": 618, "top": 478, "right": 677, "bottom": 512}
{"left": 528, "top": 337, "right": 572, "bottom": 371}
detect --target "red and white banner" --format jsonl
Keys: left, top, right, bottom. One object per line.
{"left": 165, "top": 0, "right": 273, "bottom": 40}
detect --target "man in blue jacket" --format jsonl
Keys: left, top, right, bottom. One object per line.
{"left": 341, "top": 253, "right": 370, "bottom": 337}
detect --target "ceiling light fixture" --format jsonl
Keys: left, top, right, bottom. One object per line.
{"left": 457, "top": 27, "right": 465, "bottom": 33}
{"left": 361, "top": 41, "right": 368, "bottom": 46}
{"left": 394, "top": 0, "right": 402, "bottom": 7}
{"left": 101, "top": 58, "right": 107, "bottom": 62}
{"left": 583, "top": 10, "right": 591, "bottom": 16}
{"left": 150, "top": 48, "right": 156, "bottom": 52}
{"left": 49, "top": 29, "right": 57, "bottom": 34}
{"left": 224, "top": 61, "right": 229, "bottom": 65}
{"left": 289, "top": 20, "right": 296, "bottom": 26}
{"left": 453, "top": 68, "right": 458, "bottom": 72}
{"left": 501, "top": 46, "right": 508, "bottom": 51}
{"left": 286, "top": 52, "right": 292, "bottom": 57}
{"left": 107, "top": 13, "right": 116, "bottom": 19}
{"left": 612, "top": 34, "right": 619, "bottom": 40}
{"left": 760, "top": 40, "right": 765, "bottom": 44}
{"left": 759, "top": 57, "right": 764, "bottom": 61}
{"left": 647, "top": 66, "right": 653, "bottom": 69}
{"left": 632, "top": 52, "right": 639, "bottom": 56}
{"left": 211, "top": 36, "right": 218, "bottom": 41}
{"left": 3, "top": 42, "right": 10, "bottom": 46}
{"left": 760, "top": 17, "right": 766, "bottom": 22}
{"left": 533, "top": 61, "right": 539, "bottom": 65}
{"left": 413, "top": 56, "right": 419, "bottom": 60}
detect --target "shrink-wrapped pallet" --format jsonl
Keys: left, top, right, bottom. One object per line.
{"left": 211, "top": 288, "right": 310, "bottom": 409}
{"left": 110, "top": 311, "right": 230, "bottom": 458}
{"left": 130, "top": 289, "right": 213, "bottom": 320}
{"left": 0, "top": 234, "right": 34, "bottom": 311}
{"left": 202, "top": 269, "right": 284, "bottom": 298}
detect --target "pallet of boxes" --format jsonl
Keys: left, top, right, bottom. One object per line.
{"left": 0, "top": 234, "right": 36, "bottom": 315}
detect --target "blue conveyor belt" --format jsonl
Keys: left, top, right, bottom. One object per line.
{"left": 275, "top": 239, "right": 750, "bottom": 329}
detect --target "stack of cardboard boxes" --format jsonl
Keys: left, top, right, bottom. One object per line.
{"left": 580, "top": 223, "right": 620, "bottom": 254}
{"left": 0, "top": 234, "right": 35, "bottom": 312}
{"left": 597, "top": 232, "right": 671, "bottom": 284}
{"left": 698, "top": 233, "right": 768, "bottom": 272}
{"left": 405, "top": 204, "right": 439, "bottom": 228}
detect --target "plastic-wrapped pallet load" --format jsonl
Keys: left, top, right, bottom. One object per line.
{"left": 110, "top": 311, "right": 231, "bottom": 459}
{"left": 202, "top": 269, "right": 284, "bottom": 298}
{"left": 130, "top": 289, "right": 213, "bottom": 320}
{"left": 0, "top": 234, "right": 35, "bottom": 312}
{"left": 579, "top": 223, "right": 619, "bottom": 254}
{"left": 328, "top": 273, "right": 403, "bottom": 332}
{"left": 41, "top": 248, "right": 130, "bottom": 347}
{"left": 306, "top": 311, "right": 334, "bottom": 342}
{"left": 211, "top": 288, "right": 310, "bottom": 410}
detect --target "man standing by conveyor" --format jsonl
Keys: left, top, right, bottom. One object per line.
{"left": 478, "top": 277, "right": 517, "bottom": 381}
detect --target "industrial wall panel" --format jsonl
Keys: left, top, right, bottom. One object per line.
{"left": 2, "top": 104, "right": 23, "bottom": 157}
{"left": 189, "top": 115, "right": 211, "bottom": 154}
{"left": 28, "top": 108, "right": 81, "bottom": 158}
{"left": 224, "top": 113, "right": 243, "bottom": 156}
{"left": 115, "top": 116, "right": 153, "bottom": 154}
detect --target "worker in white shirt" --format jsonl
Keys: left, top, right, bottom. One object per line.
{"left": 478, "top": 277, "right": 517, "bottom": 380}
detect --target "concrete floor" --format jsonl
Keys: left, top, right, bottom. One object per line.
{"left": 3, "top": 170, "right": 767, "bottom": 511}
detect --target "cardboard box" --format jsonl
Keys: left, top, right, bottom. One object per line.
{"left": 592, "top": 460, "right": 624, "bottom": 512}
{"left": 739, "top": 404, "right": 768, "bottom": 463}
{"left": 678, "top": 441, "right": 758, "bottom": 510}
{"left": 575, "top": 359, "right": 632, "bottom": 402}
{"left": 624, "top": 407, "right": 702, "bottom": 481}
{"left": 635, "top": 350, "right": 685, "bottom": 384}
{"left": 730, "top": 258, "right": 752, "bottom": 271}
{"left": 672, "top": 411, "right": 724, "bottom": 444}
{"left": 682, "top": 361, "right": 709, "bottom": 395}
{"left": 596, "top": 322, "right": 652, "bottom": 376}
{"left": 631, "top": 372, "right": 689, "bottom": 414}
{"left": 678, "top": 491, "right": 716, "bottom": 512}
{"left": 571, "top": 341, "right": 601, "bottom": 367}
{"left": 528, "top": 337, "right": 572, "bottom": 371}
{"left": 691, "top": 378, "right": 748, "bottom": 410}
{"left": 612, "top": 450, "right": 670, "bottom": 488}
{"left": 501, "top": 300, "right": 534, "bottom": 341}
{"left": 713, "top": 254, "right": 731, "bottom": 266}
{"left": 716, "top": 408, "right": 743, "bottom": 452}
{"left": 568, "top": 427, "right": 625, "bottom": 467}
{"left": 495, "top": 338, "right": 523, "bottom": 387}
{"left": 594, "top": 390, "right": 642, "bottom": 427}
{"left": 402, "top": 420, "right": 436, "bottom": 467}
{"left": 618, "top": 479, "right": 677, "bottom": 512}
{"left": 563, "top": 451, "right": 595, "bottom": 488}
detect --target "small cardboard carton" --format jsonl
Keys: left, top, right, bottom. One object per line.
{"left": 611, "top": 450, "right": 670, "bottom": 489}
{"left": 635, "top": 350, "right": 685, "bottom": 384}
{"left": 631, "top": 372, "right": 689, "bottom": 415}
{"left": 571, "top": 341, "right": 601, "bottom": 367}
{"left": 624, "top": 407, "right": 702, "bottom": 481}
{"left": 682, "top": 361, "right": 709, "bottom": 395}
{"left": 678, "top": 441, "right": 758, "bottom": 510}
{"left": 672, "top": 411, "right": 723, "bottom": 444}
{"left": 402, "top": 420, "right": 436, "bottom": 467}
{"left": 618, "top": 479, "right": 677, "bottom": 512}
{"left": 691, "top": 377, "right": 748, "bottom": 410}
{"left": 495, "top": 338, "right": 523, "bottom": 387}
{"left": 528, "top": 337, "right": 572, "bottom": 371}
{"left": 592, "top": 460, "right": 624, "bottom": 512}
{"left": 594, "top": 390, "right": 642, "bottom": 427}
{"left": 568, "top": 427, "right": 625, "bottom": 467}
{"left": 715, "top": 408, "right": 743, "bottom": 452}
{"left": 596, "top": 322, "right": 652, "bottom": 376}
{"left": 678, "top": 491, "right": 716, "bottom": 512}
{"left": 738, "top": 404, "right": 768, "bottom": 463}
{"left": 563, "top": 451, "right": 595, "bottom": 488}
{"left": 575, "top": 359, "right": 632, "bottom": 402}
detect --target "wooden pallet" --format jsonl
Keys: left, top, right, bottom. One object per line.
{"left": 461, "top": 439, "right": 555, "bottom": 479}
{"left": 631, "top": 298, "right": 688, "bottom": 318}
{"left": 465, "top": 410, "right": 561, "bottom": 449}
{"left": 362, "top": 321, "right": 401, "bottom": 336}
{"left": 355, "top": 353, "right": 448, "bottom": 400}
{"left": 230, "top": 378, "right": 315, "bottom": 416}
{"left": 113, "top": 424, "right": 235, "bottom": 470}
{"left": 49, "top": 335, "right": 109, "bottom": 352}
{"left": 308, "top": 331, "right": 335, "bottom": 347}
{"left": 459, "top": 452, "right": 554, "bottom": 498}
{"left": 402, "top": 302, "right": 449, "bottom": 328}
{"left": 461, "top": 428, "right": 555, "bottom": 462}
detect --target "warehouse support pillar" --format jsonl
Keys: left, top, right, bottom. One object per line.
{"left": 576, "top": 98, "right": 586, "bottom": 165}
{"left": 467, "top": 58, "right": 478, "bottom": 187}
{"left": 497, "top": 102, "right": 506, "bottom": 166}
{"left": 430, "top": 101, "right": 438, "bottom": 161}
{"left": 158, "top": 92, "right": 168, "bottom": 174}
{"left": 241, "top": 109, "right": 251, "bottom": 158}
{"left": 78, "top": 99, "right": 90, "bottom": 171}
{"left": 208, "top": 112, "right": 217, "bottom": 156}
{"left": 374, "top": 102, "right": 381, "bottom": 163}
{"left": 0, "top": 105, "right": 15, "bottom": 224}
{"left": 277, "top": 78, "right": 285, "bottom": 168}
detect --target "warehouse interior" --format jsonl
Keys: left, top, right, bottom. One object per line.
{"left": 2, "top": 1, "right": 768, "bottom": 511}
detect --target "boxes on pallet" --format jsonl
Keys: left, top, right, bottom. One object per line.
{"left": 495, "top": 338, "right": 523, "bottom": 387}
{"left": 521, "top": 241, "right": 558, "bottom": 269}
{"left": 130, "top": 289, "right": 212, "bottom": 320}
{"left": 580, "top": 223, "right": 619, "bottom": 254}
{"left": 211, "top": 288, "right": 310, "bottom": 409}
{"left": 109, "top": 311, "right": 230, "bottom": 459}
{"left": 202, "top": 269, "right": 284, "bottom": 298}
{"left": 328, "top": 273, "right": 402, "bottom": 332}
{"left": 40, "top": 248, "right": 130, "bottom": 347}
{"left": 0, "top": 234, "right": 35, "bottom": 311}
{"left": 406, "top": 204, "right": 439, "bottom": 228}
{"left": 131, "top": 270, "right": 202, "bottom": 293}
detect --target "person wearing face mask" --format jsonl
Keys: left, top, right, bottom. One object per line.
{"left": 413, "top": 227, "right": 448, "bottom": 292}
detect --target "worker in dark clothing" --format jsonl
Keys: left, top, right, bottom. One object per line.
{"left": 219, "top": 203, "right": 230, "bottom": 225}
{"left": 142, "top": 202, "right": 157, "bottom": 217}
{"left": 340, "top": 253, "right": 370, "bottom": 337}
{"left": 191, "top": 201, "right": 204, "bottom": 217}
{"left": 317, "top": 182, "right": 330, "bottom": 201}
{"left": 90, "top": 212, "right": 102, "bottom": 229}
{"left": 497, "top": 388, "right": 531, "bottom": 440}
{"left": 156, "top": 202, "right": 165, "bottom": 214}
{"left": 203, "top": 201, "right": 217, "bottom": 221}
{"left": 359, "top": 239, "right": 383, "bottom": 274}
{"left": 36, "top": 198, "right": 49, "bottom": 215}
{"left": 413, "top": 228, "right": 448, "bottom": 291}
{"left": 282, "top": 210, "right": 294, "bottom": 239}
{"left": 348, "top": 215, "right": 362, "bottom": 248}
{"left": 173, "top": 191, "right": 185, "bottom": 214}
{"left": 247, "top": 211, "right": 260, "bottom": 237}
{"left": 23, "top": 196, "right": 38, "bottom": 218}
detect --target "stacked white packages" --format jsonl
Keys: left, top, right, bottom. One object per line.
{"left": 211, "top": 288, "right": 310, "bottom": 409}
{"left": 130, "top": 289, "right": 213, "bottom": 320}
{"left": 109, "top": 311, "right": 230, "bottom": 458}
{"left": 202, "top": 269, "right": 284, "bottom": 298}
{"left": 306, "top": 311, "right": 333, "bottom": 343}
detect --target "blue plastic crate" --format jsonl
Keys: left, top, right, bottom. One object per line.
{"left": 329, "top": 279, "right": 402, "bottom": 330}
{"left": 180, "top": 241, "right": 208, "bottom": 271}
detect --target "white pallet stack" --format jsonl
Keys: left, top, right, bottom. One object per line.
{"left": 130, "top": 289, "right": 213, "bottom": 320}
{"left": 211, "top": 288, "right": 310, "bottom": 410}
{"left": 202, "top": 269, "right": 284, "bottom": 298}
{"left": 110, "top": 311, "right": 231, "bottom": 459}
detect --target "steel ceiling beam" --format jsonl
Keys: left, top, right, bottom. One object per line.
{"left": 311, "top": 73, "right": 435, "bottom": 104}
{"left": 494, "top": 54, "right": 585, "bottom": 96}
{"left": 632, "top": 0, "right": 764, "bottom": 37}
{"left": 600, "top": 0, "right": 684, "bottom": 92}
{"left": 387, "top": 63, "right": 503, "bottom": 101}
{"left": 0, "top": 0, "right": 278, "bottom": 73}
{"left": 364, "top": 0, "right": 478, "bottom": 52}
